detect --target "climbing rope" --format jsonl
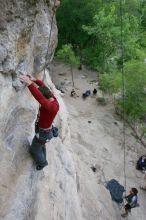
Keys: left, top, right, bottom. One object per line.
{"left": 42, "top": 0, "right": 57, "bottom": 82}
{"left": 120, "top": 0, "right": 127, "bottom": 194}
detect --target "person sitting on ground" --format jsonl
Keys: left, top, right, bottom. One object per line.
{"left": 70, "top": 89, "right": 78, "bottom": 98}
{"left": 78, "top": 63, "right": 82, "bottom": 70}
{"left": 19, "top": 75, "right": 59, "bottom": 170}
{"left": 93, "top": 88, "right": 97, "bottom": 95}
{"left": 121, "top": 188, "right": 138, "bottom": 218}
{"left": 136, "top": 155, "right": 146, "bottom": 171}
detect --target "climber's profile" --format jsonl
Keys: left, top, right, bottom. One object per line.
{"left": 19, "top": 75, "right": 59, "bottom": 170}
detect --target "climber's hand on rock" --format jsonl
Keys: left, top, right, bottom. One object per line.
{"left": 19, "top": 75, "right": 32, "bottom": 86}
{"left": 26, "top": 74, "right": 36, "bottom": 81}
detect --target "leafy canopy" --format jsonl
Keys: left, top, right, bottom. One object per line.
{"left": 57, "top": 44, "right": 80, "bottom": 66}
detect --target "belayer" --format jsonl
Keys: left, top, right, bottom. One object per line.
{"left": 19, "top": 75, "right": 59, "bottom": 170}
{"left": 121, "top": 188, "right": 138, "bottom": 218}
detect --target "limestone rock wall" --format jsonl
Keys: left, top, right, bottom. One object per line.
{"left": 0, "top": 0, "right": 58, "bottom": 90}
{"left": 0, "top": 0, "right": 59, "bottom": 219}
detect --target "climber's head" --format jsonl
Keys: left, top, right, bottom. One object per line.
{"left": 38, "top": 86, "right": 54, "bottom": 99}
{"left": 131, "top": 188, "right": 138, "bottom": 195}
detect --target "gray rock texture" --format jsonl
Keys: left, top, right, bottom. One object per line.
{"left": 0, "top": 0, "right": 58, "bottom": 90}
{"left": 0, "top": 1, "right": 62, "bottom": 219}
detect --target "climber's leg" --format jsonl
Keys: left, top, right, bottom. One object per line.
{"left": 29, "top": 128, "right": 53, "bottom": 170}
{"left": 29, "top": 136, "right": 48, "bottom": 169}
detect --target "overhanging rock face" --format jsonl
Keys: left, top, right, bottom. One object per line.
{"left": 0, "top": 0, "right": 59, "bottom": 219}
{"left": 0, "top": 0, "right": 58, "bottom": 90}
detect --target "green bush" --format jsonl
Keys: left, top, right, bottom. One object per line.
{"left": 99, "top": 72, "right": 121, "bottom": 94}
{"left": 57, "top": 44, "right": 80, "bottom": 66}
{"left": 119, "top": 61, "right": 146, "bottom": 120}
{"left": 100, "top": 60, "right": 146, "bottom": 121}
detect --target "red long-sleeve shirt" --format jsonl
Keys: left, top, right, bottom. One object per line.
{"left": 28, "top": 80, "right": 59, "bottom": 128}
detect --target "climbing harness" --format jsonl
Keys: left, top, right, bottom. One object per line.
{"left": 120, "top": 0, "right": 127, "bottom": 195}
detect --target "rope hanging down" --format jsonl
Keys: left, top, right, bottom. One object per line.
{"left": 43, "top": 0, "right": 57, "bottom": 81}
{"left": 120, "top": 0, "right": 127, "bottom": 194}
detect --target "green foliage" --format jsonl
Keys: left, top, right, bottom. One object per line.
{"left": 82, "top": 4, "right": 143, "bottom": 70}
{"left": 121, "top": 61, "right": 146, "bottom": 120}
{"left": 99, "top": 72, "right": 121, "bottom": 94}
{"left": 57, "top": 44, "right": 80, "bottom": 66}
{"left": 82, "top": 5, "right": 119, "bottom": 71}
{"left": 57, "top": 0, "right": 146, "bottom": 71}
{"left": 100, "top": 61, "right": 146, "bottom": 120}
{"left": 99, "top": 61, "right": 146, "bottom": 120}
{"left": 56, "top": 0, "right": 146, "bottom": 122}
{"left": 57, "top": 0, "right": 100, "bottom": 49}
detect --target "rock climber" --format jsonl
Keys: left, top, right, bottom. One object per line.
{"left": 19, "top": 75, "right": 59, "bottom": 170}
{"left": 121, "top": 188, "right": 138, "bottom": 218}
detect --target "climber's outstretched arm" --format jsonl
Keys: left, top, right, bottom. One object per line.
{"left": 19, "top": 75, "right": 52, "bottom": 108}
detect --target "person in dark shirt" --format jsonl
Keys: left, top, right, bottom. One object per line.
{"left": 121, "top": 188, "right": 138, "bottom": 218}
{"left": 19, "top": 75, "right": 59, "bottom": 170}
{"left": 136, "top": 155, "right": 146, "bottom": 171}
{"left": 93, "top": 88, "right": 97, "bottom": 95}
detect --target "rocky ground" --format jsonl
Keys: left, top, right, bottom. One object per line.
{"left": 50, "top": 60, "right": 146, "bottom": 220}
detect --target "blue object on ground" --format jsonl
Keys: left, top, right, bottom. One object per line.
{"left": 106, "top": 179, "right": 125, "bottom": 203}
{"left": 82, "top": 90, "right": 91, "bottom": 98}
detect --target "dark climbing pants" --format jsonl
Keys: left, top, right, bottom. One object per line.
{"left": 29, "top": 127, "right": 53, "bottom": 168}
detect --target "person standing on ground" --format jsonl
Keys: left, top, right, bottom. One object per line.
{"left": 19, "top": 75, "right": 59, "bottom": 170}
{"left": 121, "top": 188, "right": 138, "bottom": 218}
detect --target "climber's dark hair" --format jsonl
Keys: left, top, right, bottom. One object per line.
{"left": 38, "top": 86, "right": 53, "bottom": 99}
{"left": 131, "top": 188, "right": 138, "bottom": 195}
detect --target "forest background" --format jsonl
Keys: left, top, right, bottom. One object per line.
{"left": 56, "top": 0, "right": 146, "bottom": 140}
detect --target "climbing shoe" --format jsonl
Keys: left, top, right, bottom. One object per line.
{"left": 36, "top": 161, "right": 48, "bottom": 171}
